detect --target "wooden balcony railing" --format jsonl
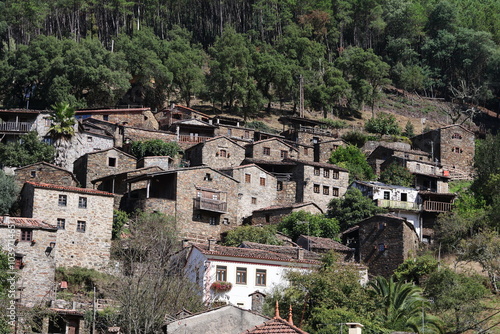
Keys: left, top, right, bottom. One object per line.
{"left": 178, "top": 134, "right": 212, "bottom": 143}
{"left": 0, "top": 122, "right": 34, "bottom": 132}
{"left": 377, "top": 199, "right": 421, "bottom": 211}
{"left": 423, "top": 200, "right": 453, "bottom": 212}
{"left": 193, "top": 197, "right": 227, "bottom": 213}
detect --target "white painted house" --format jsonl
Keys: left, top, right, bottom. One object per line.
{"left": 350, "top": 181, "right": 423, "bottom": 240}
{"left": 183, "top": 241, "right": 319, "bottom": 310}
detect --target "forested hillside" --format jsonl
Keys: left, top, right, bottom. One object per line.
{"left": 0, "top": 0, "right": 499, "bottom": 117}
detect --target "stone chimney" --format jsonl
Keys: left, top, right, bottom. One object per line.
{"left": 296, "top": 247, "right": 304, "bottom": 260}
{"left": 208, "top": 238, "right": 216, "bottom": 251}
{"left": 346, "top": 323, "right": 364, "bottom": 334}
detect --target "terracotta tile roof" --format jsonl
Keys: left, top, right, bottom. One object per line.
{"left": 241, "top": 317, "right": 309, "bottom": 334}
{"left": 0, "top": 216, "right": 56, "bottom": 231}
{"left": 239, "top": 242, "right": 321, "bottom": 261}
{"left": 298, "top": 235, "right": 354, "bottom": 252}
{"left": 25, "top": 182, "right": 114, "bottom": 197}
{"left": 193, "top": 243, "right": 320, "bottom": 265}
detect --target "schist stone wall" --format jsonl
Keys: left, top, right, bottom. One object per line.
{"left": 74, "top": 148, "right": 137, "bottom": 188}
{"left": 0, "top": 218, "right": 57, "bottom": 307}
{"left": 213, "top": 124, "right": 255, "bottom": 141}
{"left": 358, "top": 215, "right": 419, "bottom": 278}
{"left": 317, "top": 140, "right": 345, "bottom": 163}
{"left": 248, "top": 139, "right": 299, "bottom": 161}
{"left": 15, "top": 163, "right": 78, "bottom": 188}
{"left": 186, "top": 137, "right": 246, "bottom": 169}
{"left": 21, "top": 184, "right": 114, "bottom": 270}
{"left": 251, "top": 203, "right": 323, "bottom": 225}
{"left": 83, "top": 110, "right": 159, "bottom": 129}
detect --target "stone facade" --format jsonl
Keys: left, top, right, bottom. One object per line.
{"left": 75, "top": 108, "right": 159, "bottom": 130}
{"left": 0, "top": 109, "right": 52, "bottom": 144}
{"left": 246, "top": 138, "right": 299, "bottom": 162}
{"left": 213, "top": 124, "right": 255, "bottom": 141}
{"left": 137, "top": 156, "right": 173, "bottom": 170}
{"left": 220, "top": 164, "right": 278, "bottom": 222}
{"left": 411, "top": 124, "right": 475, "bottom": 177}
{"left": 156, "top": 105, "right": 211, "bottom": 129}
{"left": 368, "top": 144, "right": 432, "bottom": 176}
{"left": 73, "top": 147, "right": 137, "bottom": 188}
{"left": 350, "top": 215, "right": 419, "bottom": 278}
{"left": 20, "top": 182, "right": 114, "bottom": 270}
{"left": 291, "top": 160, "right": 349, "bottom": 212}
{"left": 185, "top": 136, "right": 246, "bottom": 169}
{"left": 0, "top": 216, "right": 57, "bottom": 307}
{"left": 126, "top": 167, "right": 240, "bottom": 242}
{"left": 251, "top": 203, "right": 323, "bottom": 226}
{"left": 15, "top": 162, "right": 78, "bottom": 188}
{"left": 317, "top": 139, "right": 346, "bottom": 163}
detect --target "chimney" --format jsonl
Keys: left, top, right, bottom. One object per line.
{"left": 346, "top": 323, "right": 364, "bottom": 334}
{"left": 181, "top": 239, "right": 190, "bottom": 248}
{"left": 296, "top": 247, "right": 304, "bottom": 260}
{"left": 208, "top": 238, "right": 216, "bottom": 251}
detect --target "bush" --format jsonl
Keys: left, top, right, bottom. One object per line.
{"left": 365, "top": 113, "right": 401, "bottom": 135}
{"left": 245, "top": 120, "right": 279, "bottom": 134}
{"left": 329, "top": 145, "right": 375, "bottom": 181}
{"left": 278, "top": 210, "right": 340, "bottom": 241}
{"left": 222, "top": 225, "right": 282, "bottom": 246}
{"left": 130, "top": 139, "right": 181, "bottom": 159}
{"left": 342, "top": 131, "right": 368, "bottom": 147}
{"left": 379, "top": 163, "right": 414, "bottom": 187}
{"left": 320, "top": 118, "right": 348, "bottom": 129}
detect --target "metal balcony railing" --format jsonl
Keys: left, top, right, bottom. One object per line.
{"left": 193, "top": 197, "right": 227, "bottom": 213}
{"left": 0, "top": 122, "right": 33, "bottom": 132}
{"left": 377, "top": 199, "right": 421, "bottom": 211}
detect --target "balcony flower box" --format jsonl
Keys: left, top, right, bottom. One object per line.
{"left": 210, "top": 281, "right": 232, "bottom": 293}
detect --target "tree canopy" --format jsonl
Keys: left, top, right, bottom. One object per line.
{"left": 130, "top": 140, "right": 181, "bottom": 160}
{"left": 277, "top": 210, "right": 340, "bottom": 241}
{"left": 0, "top": 170, "right": 17, "bottom": 215}
{"left": 0, "top": 132, "right": 54, "bottom": 167}
{"left": 329, "top": 145, "right": 375, "bottom": 181}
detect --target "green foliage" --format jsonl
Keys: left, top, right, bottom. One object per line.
{"left": 424, "top": 268, "right": 487, "bottom": 333}
{"left": 473, "top": 134, "right": 500, "bottom": 204}
{"left": 48, "top": 103, "right": 76, "bottom": 138}
{"left": 278, "top": 211, "right": 339, "bottom": 241}
{"left": 0, "top": 132, "right": 54, "bottom": 167}
{"left": 222, "top": 225, "right": 281, "bottom": 247}
{"left": 112, "top": 210, "right": 128, "bottom": 240}
{"left": 365, "top": 113, "right": 401, "bottom": 136}
{"left": 0, "top": 171, "right": 17, "bottom": 215}
{"left": 329, "top": 145, "right": 375, "bottom": 181}
{"left": 244, "top": 121, "right": 279, "bottom": 134}
{"left": 327, "top": 188, "right": 386, "bottom": 230}
{"left": 320, "top": 118, "right": 348, "bottom": 129}
{"left": 55, "top": 267, "right": 110, "bottom": 294}
{"left": 394, "top": 254, "right": 439, "bottom": 285}
{"left": 130, "top": 140, "right": 181, "bottom": 160}
{"left": 448, "top": 180, "right": 472, "bottom": 193}
{"left": 402, "top": 120, "right": 415, "bottom": 138}
{"left": 379, "top": 163, "right": 414, "bottom": 187}
{"left": 341, "top": 131, "right": 369, "bottom": 148}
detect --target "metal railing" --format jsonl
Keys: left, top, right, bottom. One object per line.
{"left": 377, "top": 199, "right": 421, "bottom": 211}
{"left": 423, "top": 201, "right": 453, "bottom": 212}
{"left": 0, "top": 122, "right": 33, "bottom": 132}
{"left": 193, "top": 197, "right": 227, "bottom": 213}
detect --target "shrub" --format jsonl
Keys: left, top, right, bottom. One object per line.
{"left": 365, "top": 113, "right": 401, "bottom": 135}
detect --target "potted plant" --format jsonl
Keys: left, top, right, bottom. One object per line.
{"left": 210, "top": 281, "right": 232, "bottom": 293}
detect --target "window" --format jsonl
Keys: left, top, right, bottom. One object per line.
{"left": 30, "top": 171, "right": 36, "bottom": 178}
{"left": 204, "top": 173, "right": 213, "bottom": 181}
{"left": 15, "top": 256, "right": 24, "bottom": 269}
{"left": 58, "top": 195, "right": 67, "bottom": 207}
{"left": 227, "top": 129, "right": 232, "bottom": 136}
{"left": 378, "top": 243, "right": 386, "bottom": 252}
{"left": 401, "top": 193, "right": 408, "bottom": 202}
{"left": 313, "top": 184, "right": 320, "bottom": 193}
{"left": 332, "top": 170, "right": 339, "bottom": 179}
{"left": 20, "top": 229, "right": 32, "bottom": 241}
{"left": 103, "top": 115, "right": 109, "bottom": 121}
{"left": 256, "top": 269, "right": 266, "bottom": 286}
{"left": 323, "top": 169, "right": 330, "bottom": 178}
{"left": 77, "top": 221, "right": 86, "bottom": 232}
{"left": 304, "top": 147, "right": 309, "bottom": 156}
{"left": 245, "top": 174, "right": 251, "bottom": 183}
{"left": 78, "top": 197, "right": 87, "bottom": 209}
{"left": 57, "top": 218, "right": 65, "bottom": 230}
{"left": 280, "top": 150, "right": 288, "bottom": 159}
{"left": 383, "top": 191, "right": 390, "bottom": 200}
{"left": 416, "top": 164, "right": 421, "bottom": 171}
{"left": 108, "top": 157, "right": 117, "bottom": 167}
{"left": 265, "top": 214, "right": 270, "bottom": 223}
{"left": 452, "top": 133, "right": 462, "bottom": 139}
{"left": 452, "top": 147, "right": 462, "bottom": 153}
{"left": 332, "top": 187, "right": 339, "bottom": 196}
{"left": 277, "top": 181, "right": 283, "bottom": 191}
{"left": 209, "top": 217, "right": 219, "bottom": 225}
{"left": 378, "top": 222, "right": 386, "bottom": 230}
{"left": 87, "top": 136, "right": 93, "bottom": 142}
{"left": 404, "top": 153, "right": 410, "bottom": 159}
{"left": 260, "top": 177, "right": 266, "bottom": 186}
{"left": 236, "top": 267, "right": 247, "bottom": 284}
{"left": 219, "top": 149, "right": 227, "bottom": 157}
{"left": 245, "top": 130, "right": 250, "bottom": 139}
{"left": 251, "top": 197, "right": 257, "bottom": 204}
{"left": 216, "top": 266, "right": 227, "bottom": 281}
{"left": 323, "top": 186, "right": 329, "bottom": 195}
{"left": 263, "top": 147, "right": 270, "bottom": 155}
{"left": 314, "top": 167, "right": 320, "bottom": 176}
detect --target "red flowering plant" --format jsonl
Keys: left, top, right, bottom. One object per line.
{"left": 210, "top": 281, "right": 232, "bottom": 293}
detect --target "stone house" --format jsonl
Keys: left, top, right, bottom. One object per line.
{"left": 316, "top": 139, "right": 346, "bottom": 163}
{"left": 296, "top": 235, "right": 354, "bottom": 261}
{"left": 183, "top": 241, "right": 319, "bottom": 309}
{"left": 250, "top": 203, "right": 323, "bottom": 226}
{"left": 73, "top": 147, "right": 137, "bottom": 188}
{"left": 0, "top": 216, "right": 57, "bottom": 307}
{"left": 167, "top": 119, "right": 217, "bottom": 149}
{"left": 246, "top": 138, "right": 299, "bottom": 162}
{"left": 20, "top": 182, "right": 114, "bottom": 270}
{"left": 14, "top": 162, "right": 79, "bottom": 188}
{"left": 411, "top": 124, "right": 475, "bottom": 178}
{"left": 290, "top": 159, "right": 349, "bottom": 212}
{"left": 125, "top": 167, "right": 240, "bottom": 242}
{"left": 185, "top": 136, "right": 246, "bottom": 169}
{"left": 0, "top": 109, "right": 52, "bottom": 144}
{"left": 156, "top": 104, "right": 211, "bottom": 129}
{"left": 219, "top": 164, "right": 278, "bottom": 223}
{"left": 137, "top": 156, "right": 173, "bottom": 170}
{"left": 75, "top": 107, "right": 159, "bottom": 130}
{"left": 367, "top": 144, "right": 432, "bottom": 176}
{"left": 341, "top": 214, "right": 419, "bottom": 278}
{"left": 279, "top": 116, "right": 341, "bottom": 147}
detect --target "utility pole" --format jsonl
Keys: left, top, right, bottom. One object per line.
{"left": 299, "top": 75, "right": 304, "bottom": 118}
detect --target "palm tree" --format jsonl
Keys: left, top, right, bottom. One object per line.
{"left": 48, "top": 102, "right": 76, "bottom": 167}
{"left": 369, "top": 276, "right": 443, "bottom": 334}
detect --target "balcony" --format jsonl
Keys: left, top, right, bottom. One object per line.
{"left": 178, "top": 134, "right": 212, "bottom": 143}
{"left": 193, "top": 197, "right": 227, "bottom": 213}
{"left": 377, "top": 199, "right": 421, "bottom": 211}
{"left": 0, "top": 122, "right": 34, "bottom": 133}
{"left": 423, "top": 201, "right": 453, "bottom": 212}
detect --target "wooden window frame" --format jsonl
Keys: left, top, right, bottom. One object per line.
{"left": 256, "top": 269, "right": 267, "bottom": 286}
{"left": 260, "top": 177, "right": 266, "bottom": 186}
{"left": 20, "top": 229, "right": 32, "bottom": 241}
{"left": 58, "top": 194, "right": 67, "bottom": 207}
{"left": 78, "top": 197, "right": 87, "bottom": 209}
{"left": 323, "top": 186, "right": 329, "bottom": 195}
{"left": 236, "top": 267, "right": 247, "bottom": 284}
{"left": 57, "top": 218, "right": 65, "bottom": 230}
{"left": 332, "top": 187, "right": 339, "bottom": 197}
{"left": 216, "top": 265, "right": 227, "bottom": 281}
{"left": 263, "top": 147, "right": 271, "bottom": 156}
{"left": 245, "top": 173, "right": 251, "bottom": 183}
{"left": 313, "top": 184, "right": 320, "bottom": 193}
{"left": 77, "top": 221, "right": 86, "bottom": 233}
